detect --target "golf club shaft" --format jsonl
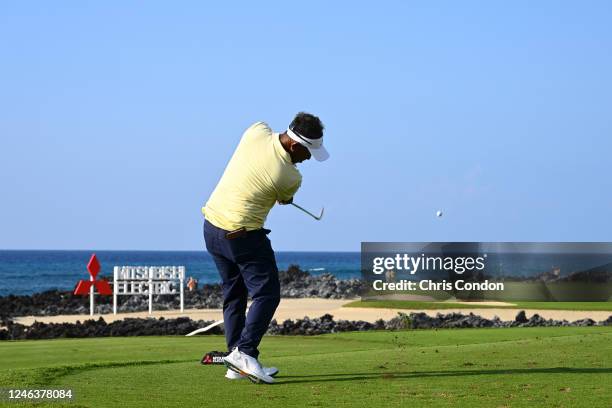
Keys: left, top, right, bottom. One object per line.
{"left": 291, "top": 202, "right": 323, "bottom": 220}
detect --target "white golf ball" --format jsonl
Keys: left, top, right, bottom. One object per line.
{"left": 436, "top": 210, "right": 443, "bottom": 218}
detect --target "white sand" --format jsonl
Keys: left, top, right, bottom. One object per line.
{"left": 8, "top": 298, "right": 611, "bottom": 327}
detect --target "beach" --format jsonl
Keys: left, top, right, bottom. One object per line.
{"left": 10, "top": 298, "right": 611, "bottom": 327}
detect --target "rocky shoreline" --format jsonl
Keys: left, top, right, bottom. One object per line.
{"left": 1, "top": 310, "right": 610, "bottom": 340}
{"left": 0, "top": 265, "right": 363, "bottom": 320}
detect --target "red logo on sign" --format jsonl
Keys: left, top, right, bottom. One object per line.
{"left": 74, "top": 254, "right": 112, "bottom": 295}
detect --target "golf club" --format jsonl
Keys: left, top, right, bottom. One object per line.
{"left": 291, "top": 202, "right": 324, "bottom": 220}
{"left": 185, "top": 305, "right": 251, "bottom": 336}
{"left": 185, "top": 319, "right": 224, "bottom": 336}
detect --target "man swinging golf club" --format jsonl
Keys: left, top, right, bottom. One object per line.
{"left": 202, "top": 112, "right": 328, "bottom": 384}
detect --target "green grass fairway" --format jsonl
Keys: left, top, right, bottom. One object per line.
{"left": 345, "top": 300, "right": 612, "bottom": 312}
{"left": 1, "top": 328, "right": 611, "bottom": 407}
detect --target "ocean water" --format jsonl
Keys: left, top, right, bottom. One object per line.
{"left": 0, "top": 250, "right": 361, "bottom": 296}
{"left": 2, "top": 250, "right": 610, "bottom": 297}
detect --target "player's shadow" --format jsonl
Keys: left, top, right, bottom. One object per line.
{"left": 276, "top": 367, "right": 612, "bottom": 384}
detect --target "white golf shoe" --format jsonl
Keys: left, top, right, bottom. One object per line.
{"left": 223, "top": 348, "right": 275, "bottom": 384}
{"left": 225, "top": 366, "right": 279, "bottom": 380}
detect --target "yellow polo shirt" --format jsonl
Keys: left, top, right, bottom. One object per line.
{"left": 202, "top": 122, "right": 302, "bottom": 231}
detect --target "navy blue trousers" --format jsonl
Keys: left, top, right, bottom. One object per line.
{"left": 203, "top": 219, "right": 280, "bottom": 359}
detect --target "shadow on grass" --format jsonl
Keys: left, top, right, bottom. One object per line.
{"left": 277, "top": 367, "right": 612, "bottom": 384}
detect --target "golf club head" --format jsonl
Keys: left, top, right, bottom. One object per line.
{"left": 316, "top": 207, "right": 324, "bottom": 220}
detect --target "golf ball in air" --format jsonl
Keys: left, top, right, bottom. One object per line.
{"left": 436, "top": 210, "right": 443, "bottom": 217}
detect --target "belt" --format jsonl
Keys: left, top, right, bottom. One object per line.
{"left": 224, "top": 227, "right": 247, "bottom": 240}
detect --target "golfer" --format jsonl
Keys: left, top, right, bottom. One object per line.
{"left": 202, "top": 112, "right": 328, "bottom": 384}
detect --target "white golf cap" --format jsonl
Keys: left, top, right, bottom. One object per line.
{"left": 286, "top": 127, "right": 329, "bottom": 162}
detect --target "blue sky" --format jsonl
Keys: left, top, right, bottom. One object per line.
{"left": 0, "top": 1, "right": 611, "bottom": 251}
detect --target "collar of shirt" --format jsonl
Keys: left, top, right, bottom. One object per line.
{"left": 272, "top": 132, "right": 294, "bottom": 165}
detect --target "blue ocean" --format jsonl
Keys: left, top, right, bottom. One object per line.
{"left": 0, "top": 250, "right": 361, "bottom": 296}
{"left": 2, "top": 250, "right": 611, "bottom": 297}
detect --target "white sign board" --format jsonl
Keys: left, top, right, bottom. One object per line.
{"left": 113, "top": 266, "right": 185, "bottom": 314}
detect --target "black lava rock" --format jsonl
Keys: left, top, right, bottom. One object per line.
{"left": 0, "top": 316, "right": 222, "bottom": 340}
{"left": 515, "top": 310, "right": 528, "bottom": 323}
{"left": 0, "top": 265, "right": 363, "bottom": 319}
{"left": 2, "top": 311, "right": 611, "bottom": 340}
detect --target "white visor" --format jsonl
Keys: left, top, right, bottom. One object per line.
{"left": 286, "top": 128, "right": 329, "bottom": 162}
